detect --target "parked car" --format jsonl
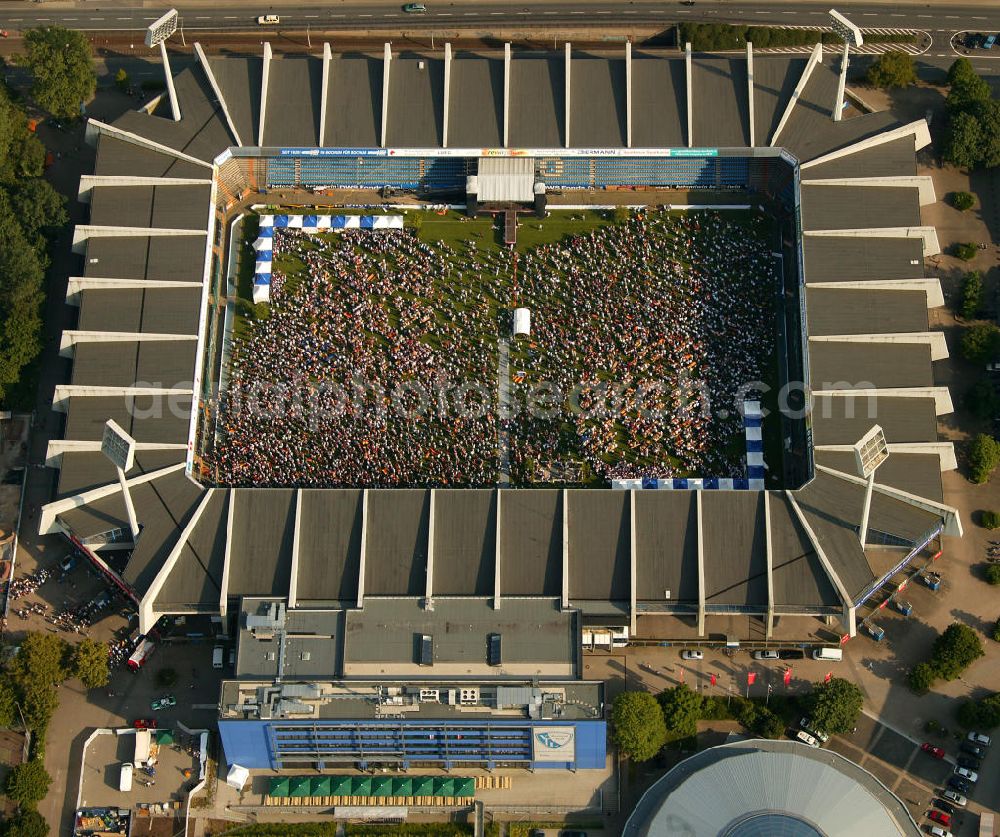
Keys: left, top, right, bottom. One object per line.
{"left": 927, "top": 827, "right": 952, "bottom": 837}
{"left": 680, "top": 650, "right": 703, "bottom": 660}
{"left": 966, "top": 731, "right": 991, "bottom": 747}
{"left": 402, "top": 2, "right": 427, "bottom": 11}
{"left": 795, "top": 730, "right": 820, "bottom": 748}
{"left": 132, "top": 719, "right": 158, "bottom": 730}
{"left": 800, "top": 717, "right": 830, "bottom": 743}
{"left": 928, "top": 810, "right": 951, "bottom": 827}
{"left": 933, "top": 799, "right": 956, "bottom": 815}
{"left": 953, "top": 766, "right": 978, "bottom": 783}
{"left": 256, "top": 14, "right": 279, "bottom": 24}
{"left": 941, "top": 789, "right": 966, "bottom": 806}
{"left": 956, "top": 755, "right": 980, "bottom": 770}
{"left": 960, "top": 741, "right": 985, "bottom": 758}
{"left": 150, "top": 695, "right": 176, "bottom": 711}
{"left": 921, "top": 743, "right": 945, "bottom": 759}
{"left": 59, "top": 553, "right": 78, "bottom": 574}
{"left": 778, "top": 649, "right": 804, "bottom": 660}
{"left": 947, "top": 775, "right": 970, "bottom": 794}
{"left": 753, "top": 650, "right": 779, "bottom": 660}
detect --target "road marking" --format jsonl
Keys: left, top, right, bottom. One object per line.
{"left": 918, "top": 14, "right": 931, "bottom": 18}
{"left": 116, "top": 17, "right": 129, "bottom": 21}
{"left": 358, "top": 13, "right": 372, "bottom": 17}
{"left": 194, "top": 16, "right": 210, "bottom": 20}
{"left": 436, "top": 12, "right": 453, "bottom": 16}
{"left": 946, "top": 15, "right": 958, "bottom": 19}
{"left": 972, "top": 16, "right": 987, "bottom": 20}
{"left": 304, "top": 14, "right": 318, "bottom": 18}
{"left": 9, "top": 17, "right": 22, "bottom": 21}
{"left": 63, "top": 17, "right": 77, "bottom": 20}
{"left": 596, "top": 10, "right": 611, "bottom": 14}
{"left": 542, "top": 10, "right": 556, "bottom": 14}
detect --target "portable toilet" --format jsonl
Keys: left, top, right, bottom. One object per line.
{"left": 893, "top": 600, "right": 913, "bottom": 616}
{"left": 863, "top": 622, "right": 885, "bottom": 642}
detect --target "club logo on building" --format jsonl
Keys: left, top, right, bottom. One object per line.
{"left": 532, "top": 727, "right": 575, "bottom": 762}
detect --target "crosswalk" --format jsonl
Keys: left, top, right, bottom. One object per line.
{"left": 754, "top": 27, "right": 927, "bottom": 56}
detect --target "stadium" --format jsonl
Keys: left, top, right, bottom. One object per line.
{"left": 39, "top": 35, "right": 963, "bottom": 769}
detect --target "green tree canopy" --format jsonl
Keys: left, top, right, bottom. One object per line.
{"left": 0, "top": 808, "right": 49, "bottom": 837}
{"left": 866, "top": 51, "right": 917, "bottom": 88}
{"left": 981, "top": 510, "right": 1000, "bottom": 530}
{"left": 969, "top": 434, "right": 1000, "bottom": 484}
{"left": 947, "top": 57, "right": 978, "bottom": 87}
{"left": 960, "top": 270, "right": 983, "bottom": 319}
{"left": 957, "top": 693, "right": 1000, "bottom": 729}
{"left": 907, "top": 661, "right": 936, "bottom": 694}
{"left": 7, "top": 179, "right": 66, "bottom": 252}
{"left": 71, "top": 638, "right": 109, "bottom": 689}
{"left": 8, "top": 633, "right": 68, "bottom": 690}
{"left": 986, "top": 564, "right": 1000, "bottom": 585}
{"left": 611, "top": 691, "right": 667, "bottom": 762}
{"left": 0, "top": 88, "right": 45, "bottom": 182}
{"left": 805, "top": 677, "right": 863, "bottom": 735}
{"left": 657, "top": 683, "right": 704, "bottom": 740}
{"left": 932, "top": 622, "right": 984, "bottom": 679}
{"left": 952, "top": 191, "right": 976, "bottom": 211}
{"left": 23, "top": 26, "right": 96, "bottom": 119}
{"left": 961, "top": 323, "right": 1000, "bottom": 364}
{"left": 5, "top": 760, "right": 51, "bottom": 809}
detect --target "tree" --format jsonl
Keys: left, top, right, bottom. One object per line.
{"left": 0, "top": 809, "right": 49, "bottom": 837}
{"left": 5, "top": 760, "right": 51, "bottom": 809}
{"left": 71, "top": 638, "right": 108, "bottom": 689}
{"left": 969, "top": 434, "right": 1000, "bottom": 484}
{"left": 115, "top": 67, "right": 129, "bottom": 92}
{"left": 955, "top": 241, "right": 979, "bottom": 261}
{"left": 805, "top": 677, "right": 863, "bottom": 734}
{"left": 961, "top": 323, "right": 1000, "bottom": 364}
{"left": 9, "top": 633, "right": 68, "bottom": 690}
{"left": 959, "top": 270, "right": 983, "bottom": 319}
{"left": 957, "top": 693, "right": 1000, "bottom": 729}
{"left": 866, "top": 51, "right": 917, "bottom": 88}
{"left": 947, "top": 57, "right": 978, "bottom": 88}
{"left": 0, "top": 86, "right": 45, "bottom": 182}
{"left": 964, "top": 380, "right": 999, "bottom": 421}
{"left": 944, "top": 112, "right": 986, "bottom": 169}
{"left": 993, "top": 617, "right": 1000, "bottom": 643}
{"left": 931, "top": 623, "right": 984, "bottom": 680}
{"left": 908, "top": 661, "right": 936, "bottom": 694}
{"left": 22, "top": 26, "right": 96, "bottom": 119}
{"left": 981, "top": 510, "right": 1000, "bottom": 530}
{"left": 986, "top": 564, "right": 1000, "bottom": 585}
{"left": 611, "top": 691, "right": 667, "bottom": 762}
{"left": 952, "top": 191, "right": 976, "bottom": 211}
{"left": 657, "top": 683, "right": 704, "bottom": 740}
{"left": 0, "top": 676, "right": 16, "bottom": 728}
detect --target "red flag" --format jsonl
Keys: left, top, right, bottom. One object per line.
{"left": 783, "top": 668, "right": 792, "bottom": 687}
{"left": 710, "top": 673, "right": 717, "bottom": 686}
{"left": 824, "top": 671, "right": 832, "bottom": 684}
{"left": 747, "top": 672, "right": 757, "bottom": 686}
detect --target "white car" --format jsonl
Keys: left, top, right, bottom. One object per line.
{"left": 928, "top": 828, "right": 952, "bottom": 837}
{"left": 953, "top": 766, "right": 978, "bottom": 783}
{"left": 680, "top": 650, "right": 703, "bottom": 661}
{"left": 799, "top": 718, "right": 830, "bottom": 743}
{"left": 941, "top": 790, "right": 966, "bottom": 806}
{"left": 966, "top": 731, "right": 991, "bottom": 747}
{"left": 753, "top": 650, "right": 779, "bottom": 660}
{"left": 256, "top": 14, "right": 280, "bottom": 25}
{"left": 795, "top": 730, "right": 820, "bottom": 748}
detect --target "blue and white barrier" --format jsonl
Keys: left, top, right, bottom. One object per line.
{"left": 251, "top": 214, "right": 404, "bottom": 303}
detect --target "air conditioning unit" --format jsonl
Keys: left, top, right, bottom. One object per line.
{"left": 419, "top": 689, "right": 440, "bottom": 702}
{"left": 459, "top": 688, "right": 479, "bottom": 705}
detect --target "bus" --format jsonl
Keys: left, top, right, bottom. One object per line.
{"left": 127, "top": 637, "right": 156, "bottom": 671}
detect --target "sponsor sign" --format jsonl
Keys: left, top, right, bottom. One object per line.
{"left": 532, "top": 726, "right": 576, "bottom": 763}
{"left": 274, "top": 146, "right": 721, "bottom": 159}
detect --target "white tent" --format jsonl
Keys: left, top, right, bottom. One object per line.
{"left": 513, "top": 307, "right": 531, "bottom": 337}
{"left": 226, "top": 763, "right": 250, "bottom": 790}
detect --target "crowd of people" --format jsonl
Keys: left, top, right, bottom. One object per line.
{"left": 209, "top": 210, "right": 776, "bottom": 487}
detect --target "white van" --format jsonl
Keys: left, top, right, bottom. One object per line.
{"left": 119, "top": 762, "right": 133, "bottom": 792}
{"left": 212, "top": 646, "right": 224, "bottom": 669}
{"left": 812, "top": 647, "right": 843, "bottom": 662}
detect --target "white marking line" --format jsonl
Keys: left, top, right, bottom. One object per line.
{"left": 304, "top": 14, "right": 318, "bottom": 18}
{"left": 917, "top": 15, "right": 931, "bottom": 18}
{"left": 9, "top": 17, "right": 22, "bottom": 21}
{"left": 223, "top": 15, "right": 237, "bottom": 19}
{"left": 194, "top": 16, "right": 210, "bottom": 20}
{"left": 63, "top": 17, "right": 77, "bottom": 20}
{"left": 972, "top": 16, "right": 987, "bottom": 20}
{"left": 116, "top": 17, "right": 129, "bottom": 21}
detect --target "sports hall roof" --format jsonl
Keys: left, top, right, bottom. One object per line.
{"left": 42, "top": 42, "right": 960, "bottom": 644}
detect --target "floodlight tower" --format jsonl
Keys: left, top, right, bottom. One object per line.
{"left": 828, "top": 9, "right": 863, "bottom": 123}
{"left": 853, "top": 424, "right": 888, "bottom": 547}
{"left": 102, "top": 419, "right": 141, "bottom": 540}
{"left": 146, "top": 9, "right": 181, "bottom": 122}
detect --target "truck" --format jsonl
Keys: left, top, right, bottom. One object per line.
{"left": 127, "top": 637, "right": 156, "bottom": 672}
{"left": 812, "top": 647, "right": 843, "bottom": 662}
{"left": 119, "top": 763, "right": 133, "bottom": 792}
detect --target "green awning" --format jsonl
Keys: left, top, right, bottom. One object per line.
{"left": 454, "top": 778, "right": 475, "bottom": 797}
{"left": 391, "top": 777, "right": 413, "bottom": 796}
{"left": 155, "top": 731, "right": 174, "bottom": 746}
{"left": 433, "top": 777, "right": 456, "bottom": 797}
{"left": 310, "top": 776, "right": 332, "bottom": 796}
{"left": 330, "top": 775, "right": 353, "bottom": 796}
{"left": 412, "top": 776, "right": 435, "bottom": 796}
{"left": 371, "top": 776, "right": 393, "bottom": 797}
{"left": 350, "top": 776, "right": 372, "bottom": 796}
{"left": 269, "top": 777, "right": 290, "bottom": 798}
{"left": 289, "top": 776, "right": 312, "bottom": 798}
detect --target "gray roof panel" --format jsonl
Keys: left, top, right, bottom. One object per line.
{"left": 227, "top": 489, "right": 295, "bottom": 596}
{"left": 814, "top": 450, "right": 944, "bottom": 504}
{"left": 82, "top": 236, "right": 207, "bottom": 282}
{"left": 364, "top": 489, "right": 429, "bottom": 596}
{"left": 509, "top": 58, "right": 563, "bottom": 148}
{"left": 206, "top": 56, "right": 260, "bottom": 146}
{"left": 498, "top": 489, "right": 562, "bottom": 596}
{"left": 386, "top": 58, "right": 443, "bottom": 147}
{"left": 804, "top": 235, "right": 925, "bottom": 283}
{"left": 753, "top": 56, "right": 805, "bottom": 146}
{"left": 571, "top": 58, "right": 625, "bottom": 147}
{"left": 806, "top": 287, "right": 928, "bottom": 336}
{"left": 804, "top": 135, "right": 918, "bottom": 179}
{"left": 296, "top": 489, "right": 363, "bottom": 602}
{"left": 567, "top": 490, "right": 630, "bottom": 601}
{"left": 634, "top": 491, "right": 699, "bottom": 605}
{"left": 89, "top": 184, "right": 212, "bottom": 229}
{"left": 701, "top": 492, "right": 767, "bottom": 608}
{"left": 323, "top": 57, "right": 381, "bottom": 147}
{"left": 811, "top": 394, "right": 938, "bottom": 446}
{"left": 432, "top": 489, "right": 496, "bottom": 596}
{"left": 448, "top": 57, "right": 503, "bottom": 148}
{"left": 77, "top": 287, "right": 202, "bottom": 335}
{"left": 263, "top": 57, "right": 322, "bottom": 147}
{"left": 154, "top": 489, "right": 229, "bottom": 608}
{"left": 810, "top": 341, "right": 933, "bottom": 390}
{"left": 55, "top": 450, "right": 184, "bottom": 499}
{"left": 801, "top": 184, "right": 921, "bottom": 231}
{"left": 691, "top": 58, "right": 748, "bottom": 147}
{"left": 62, "top": 395, "right": 191, "bottom": 444}
{"left": 631, "top": 57, "right": 686, "bottom": 147}
{"left": 767, "top": 492, "right": 840, "bottom": 609}
{"left": 93, "top": 134, "right": 208, "bottom": 179}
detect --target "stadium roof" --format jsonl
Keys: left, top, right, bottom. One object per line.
{"left": 624, "top": 738, "right": 920, "bottom": 837}
{"left": 42, "top": 43, "right": 960, "bottom": 646}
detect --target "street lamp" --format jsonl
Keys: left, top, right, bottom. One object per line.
{"left": 828, "top": 9, "right": 863, "bottom": 123}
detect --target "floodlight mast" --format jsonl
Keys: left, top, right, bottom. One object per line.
{"left": 102, "top": 419, "right": 141, "bottom": 540}
{"left": 829, "top": 9, "right": 863, "bottom": 123}
{"left": 146, "top": 9, "right": 181, "bottom": 122}
{"left": 854, "top": 425, "right": 888, "bottom": 547}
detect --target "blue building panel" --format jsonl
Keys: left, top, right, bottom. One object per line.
{"left": 219, "top": 718, "right": 606, "bottom": 771}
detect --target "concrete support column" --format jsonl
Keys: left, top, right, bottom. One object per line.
{"left": 561, "top": 489, "right": 570, "bottom": 610}
{"left": 357, "top": 489, "right": 369, "bottom": 608}
{"left": 746, "top": 41, "right": 755, "bottom": 147}
{"left": 695, "top": 491, "right": 706, "bottom": 636}
{"left": 258, "top": 42, "right": 272, "bottom": 146}
{"left": 763, "top": 493, "right": 774, "bottom": 640}
{"left": 289, "top": 489, "right": 303, "bottom": 608}
{"left": 160, "top": 40, "right": 181, "bottom": 122}
{"left": 381, "top": 42, "right": 392, "bottom": 148}
{"left": 219, "top": 490, "right": 236, "bottom": 621}
{"left": 834, "top": 42, "right": 849, "bottom": 122}
{"left": 196, "top": 43, "right": 240, "bottom": 143}
{"left": 685, "top": 42, "right": 693, "bottom": 148}
{"left": 625, "top": 41, "right": 633, "bottom": 149}
{"left": 564, "top": 42, "right": 572, "bottom": 149}
{"left": 503, "top": 43, "right": 511, "bottom": 147}
{"left": 425, "top": 489, "right": 435, "bottom": 610}
{"left": 443, "top": 43, "right": 452, "bottom": 148}
{"left": 629, "top": 490, "right": 637, "bottom": 635}
{"left": 319, "top": 43, "right": 332, "bottom": 146}
{"left": 493, "top": 490, "right": 502, "bottom": 609}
